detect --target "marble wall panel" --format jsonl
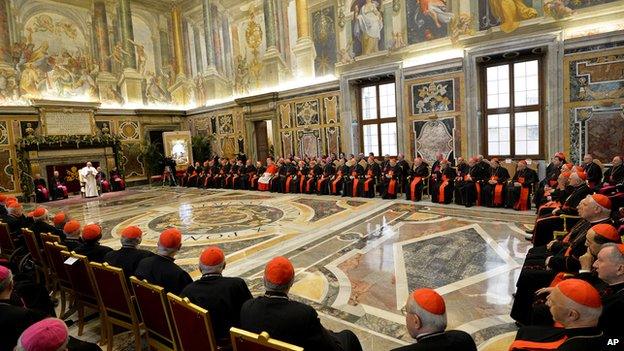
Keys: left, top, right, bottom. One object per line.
{"left": 121, "top": 142, "right": 145, "bottom": 177}
{"left": 564, "top": 47, "right": 624, "bottom": 163}
{"left": 282, "top": 131, "right": 294, "bottom": 156}
{"left": 0, "top": 149, "right": 15, "bottom": 192}
{"left": 405, "top": 71, "right": 464, "bottom": 162}
{"left": 0, "top": 121, "right": 7, "bottom": 145}
{"left": 413, "top": 117, "right": 455, "bottom": 163}
{"left": 298, "top": 129, "right": 322, "bottom": 158}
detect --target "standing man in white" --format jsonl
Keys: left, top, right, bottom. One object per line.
{"left": 80, "top": 162, "right": 99, "bottom": 198}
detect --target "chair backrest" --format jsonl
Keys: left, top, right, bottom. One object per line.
{"left": 21, "top": 228, "right": 45, "bottom": 266}
{"left": 0, "top": 222, "right": 16, "bottom": 254}
{"left": 90, "top": 262, "right": 137, "bottom": 322}
{"left": 44, "top": 242, "right": 71, "bottom": 286}
{"left": 60, "top": 251, "right": 97, "bottom": 304}
{"left": 130, "top": 276, "right": 177, "bottom": 349}
{"left": 501, "top": 160, "right": 517, "bottom": 179}
{"left": 230, "top": 328, "right": 303, "bottom": 351}
{"left": 167, "top": 293, "right": 218, "bottom": 351}
{"left": 41, "top": 233, "right": 61, "bottom": 244}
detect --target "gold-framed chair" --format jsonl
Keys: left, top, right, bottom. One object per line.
{"left": 21, "top": 228, "right": 51, "bottom": 288}
{"left": 90, "top": 262, "right": 144, "bottom": 351}
{"left": 0, "top": 222, "right": 18, "bottom": 258}
{"left": 229, "top": 328, "right": 303, "bottom": 351}
{"left": 60, "top": 250, "right": 105, "bottom": 342}
{"left": 43, "top": 241, "right": 73, "bottom": 317}
{"left": 167, "top": 293, "right": 219, "bottom": 351}
{"left": 553, "top": 215, "right": 582, "bottom": 240}
{"left": 41, "top": 232, "right": 61, "bottom": 244}
{"left": 501, "top": 160, "right": 517, "bottom": 180}
{"left": 130, "top": 276, "right": 178, "bottom": 351}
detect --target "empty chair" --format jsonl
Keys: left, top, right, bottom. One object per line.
{"left": 229, "top": 327, "right": 303, "bottom": 351}
{"left": 90, "top": 262, "right": 143, "bottom": 351}
{"left": 59, "top": 250, "right": 104, "bottom": 342}
{"left": 167, "top": 293, "right": 219, "bottom": 351}
{"left": 130, "top": 276, "right": 178, "bottom": 350}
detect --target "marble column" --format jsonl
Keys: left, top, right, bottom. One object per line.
{"left": 262, "top": 0, "right": 285, "bottom": 87}
{"left": 117, "top": 0, "right": 136, "bottom": 69}
{"left": 116, "top": 0, "right": 142, "bottom": 104}
{"left": 193, "top": 25, "right": 204, "bottom": 74}
{"left": 292, "top": 0, "right": 316, "bottom": 78}
{"left": 0, "top": 0, "right": 13, "bottom": 68}
{"left": 201, "top": 0, "right": 216, "bottom": 69}
{"left": 263, "top": 0, "right": 277, "bottom": 50}
{"left": 93, "top": 0, "right": 117, "bottom": 100}
{"left": 170, "top": 5, "right": 191, "bottom": 105}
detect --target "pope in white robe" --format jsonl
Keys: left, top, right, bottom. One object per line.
{"left": 80, "top": 162, "right": 99, "bottom": 198}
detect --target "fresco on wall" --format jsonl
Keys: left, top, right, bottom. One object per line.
{"left": 478, "top": 0, "right": 538, "bottom": 32}
{"left": 1, "top": 0, "right": 624, "bottom": 109}
{"left": 351, "top": 0, "right": 385, "bottom": 56}
{"left": 313, "top": 6, "right": 337, "bottom": 76}
{"left": 13, "top": 14, "right": 97, "bottom": 100}
{"left": 406, "top": 0, "right": 452, "bottom": 43}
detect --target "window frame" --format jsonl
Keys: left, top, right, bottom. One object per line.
{"left": 357, "top": 80, "right": 398, "bottom": 157}
{"left": 479, "top": 53, "right": 545, "bottom": 160}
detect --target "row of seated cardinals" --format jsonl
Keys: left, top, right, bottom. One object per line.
{"left": 507, "top": 153, "right": 624, "bottom": 349}
{"left": 33, "top": 167, "right": 126, "bottom": 203}
{"left": 0, "top": 203, "right": 478, "bottom": 351}
{"left": 177, "top": 152, "right": 623, "bottom": 211}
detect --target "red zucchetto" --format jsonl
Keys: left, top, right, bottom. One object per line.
{"left": 411, "top": 288, "right": 446, "bottom": 315}
{"left": 264, "top": 256, "right": 295, "bottom": 286}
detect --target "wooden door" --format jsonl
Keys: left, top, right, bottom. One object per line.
{"left": 254, "top": 120, "right": 269, "bottom": 162}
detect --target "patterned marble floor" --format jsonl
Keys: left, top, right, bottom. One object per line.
{"left": 43, "top": 186, "right": 535, "bottom": 350}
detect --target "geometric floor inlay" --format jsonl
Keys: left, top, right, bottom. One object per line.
{"left": 41, "top": 186, "right": 534, "bottom": 350}
{"left": 401, "top": 227, "right": 507, "bottom": 290}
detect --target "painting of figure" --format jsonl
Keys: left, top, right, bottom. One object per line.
{"left": 313, "top": 6, "right": 337, "bottom": 76}
{"left": 478, "top": 0, "right": 538, "bottom": 33}
{"left": 351, "top": 0, "right": 384, "bottom": 56}
{"left": 406, "top": 0, "right": 453, "bottom": 44}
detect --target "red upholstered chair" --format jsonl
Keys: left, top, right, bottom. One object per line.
{"left": 167, "top": 293, "right": 219, "bottom": 351}
{"left": 90, "top": 262, "right": 143, "bottom": 351}
{"left": 60, "top": 250, "right": 105, "bottom": 343}
{"left": 229, "top": 328, "right": 303, "bottom": 351}
{"left": 130, "top": 276, "right": 178, "bottom": 350}
{"left": 43, "top": 242, "right": 72, "bottom": 317}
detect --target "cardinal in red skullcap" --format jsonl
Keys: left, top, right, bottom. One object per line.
{"left": 505, "top": 159, "right": 538, "bottom": 211}
{"left": 593, "top": 243, "right": 624, "bottom": 339}
{"left": 28, "top": 207, "right": 65, "bottom": 246}
{"left": 179, "top": 246, "right": 252, "bottom": 340}
{"left": 104, "top": 225, "right": 154, "bottom": 280}
{"left": 240, "top": 256, "right": 363, "bottom": 351}
{"left": 134, "top": 227, "right": 192, "bottom": 295}
{"left": 430, "top": 159, "right": 458, "bottom": 205}
{"left": 392, "top": 288, "right": 476, "bottom": 350}
{"left": 511, "top": 279, "right": 603, "bottom": 351}
{"left": 511, "top": 192, "right": 615, "bottom": 325}
{"left": 74, "top": 223, "right": 112, "bottom": 263}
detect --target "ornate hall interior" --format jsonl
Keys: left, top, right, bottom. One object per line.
{"left": 0, "top": 0, "right": 623, "bottom": 350}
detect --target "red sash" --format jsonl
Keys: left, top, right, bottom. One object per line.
{"left": 410, "top": 177, "right": 422, "bottom": 201}
{"left": 491, "top": 176, "right": 504, "bottom": 206}
{"left": 387, "top": 171, "right": 396, "bottom": 195}
{"left": 439, "top": 175, "right": 448, "bottom": 203}
{"left": 251, "top": 176, "right": 258, "bottom": 188}
{"left": 306, "top": 177, "right": 314, "bottom": 193}
{"left": 298, "top": 172, "right": 305, "bottom": 193}
{"left": 508, "top": 336, "right": 568, "bottom": 351}
{"left": 317, "top": 177, "right": 325, "bottom": 192}
{"left": 331, "top": 172, "right": 343, "bottom": 194}
{"left": 475, "top": 182, "right": 481, "bottom": 206}
{"left": 515, "top": 177, "right": 530, "bottom": 211}
{"left": 285, "top": 176, "right": 292, "bottom": 193}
